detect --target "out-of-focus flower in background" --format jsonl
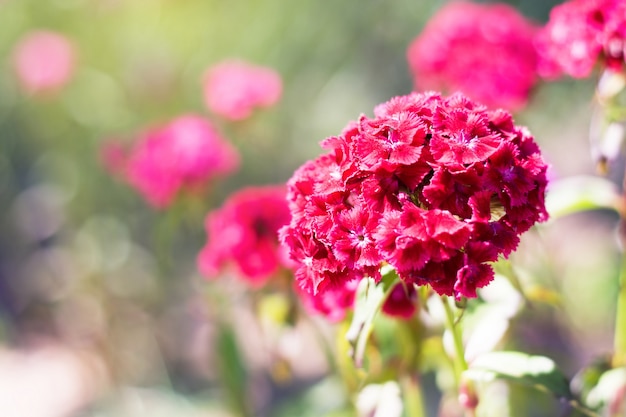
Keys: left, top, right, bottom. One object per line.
{"left": 294, "top": 278, "right": 358, "bottom": 323}
{"left": 406, "top": 1, "right": 539, "bottom": 111}
{"left": 535, "top": 0, "right": 626, "bottom": 79}
{"left": 12, "top": 29, "right": 76, "bottom": 96}
{"left": 202, "top": 59, "right": 282, "bottom": 121}
{"left": 198, "top": 185, "right": 291, "bottom": 286}
{"left": 102, "top": 114, "right": 240, "bottom": 208}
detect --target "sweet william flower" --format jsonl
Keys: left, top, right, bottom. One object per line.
{"left": 202, "top": 59, "right": 282, "bottom": 121}
{"left": 407, "top": 2, "right": 539, "bottom": 111}
{"left": 280, "top": 92, "right": 548, "bottom": 305}
{"left": 12, "top": 30, "right": 76, "bottom": 95}
{"left": 103, "top": 114, "right": 239, "bottom": 208}
{"left": 197, "top": 185, "right": 291, "bottom": 286}
{"left": 535, "top": 0, "right": 626, "bottom": 79}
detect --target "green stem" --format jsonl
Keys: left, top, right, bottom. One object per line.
{"left": 613, "top": 249, "right": 626, "bottom": 367}
{"left": 441, "top": 295, "right": 468, "bottom": 385}
{"left": 567, "top": 400, "right": 602, "bottom": 417}
{"left": 402, "top": 374, "right": 427, "bottom": 417}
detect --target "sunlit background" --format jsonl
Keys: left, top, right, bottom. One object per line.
{"left": 0, "top": 0, "right": 619, "bottom": 416}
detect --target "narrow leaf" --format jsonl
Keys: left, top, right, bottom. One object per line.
{"left": 216, "top": 322, "right": 250, "bottom": 417}
{"left": 345, "top": 271, "right": 398, "bottom": 368}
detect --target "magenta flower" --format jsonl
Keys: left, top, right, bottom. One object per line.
{"left": 280, "top": 92, "right": 548, "bottom": 303}
{"left": 381, "top": 282, "right": 418, "bottom": 320}
{"left": 12, "top": 30, "right": 76, "bottom": 95}
{"left": 535, "top": 0, "right": 626, "bottom": 79}
{"left": 104, "top": 114, "right": 239, "bottom": 208}
{"left": 406, "top": 1, "right": 539, "bottom": 111}
{"left": 198, "top": 185, "right": 291, "bottom": 286}
{"left": 295, "top": 279, "right": 359, "bottom": 323}
{"left": 202, "top": 59, "right": 282, "bottom": 121}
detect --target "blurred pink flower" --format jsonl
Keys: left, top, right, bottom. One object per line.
{"left": 406, "top": 1, "right": 539, "bottom": 111}
{"left": 535, "top": 0, "right": 626, "bottom": 79}
{"left": 103, "top": 114, "right": 239, "bottom": 208}
{"left": 202, "top": 59, "right": 282, "bottom": 121}
{"left": 12, "top": 30, "right": 76, "bottom": 95}
{"left": 295, "top": 279, "right": 358, "bottom": 323}
{"left": 99, "top": 140, "right": 127, "bottom": 175}
{"left": 198, "top": 185, "right": 291, "bottom": 286}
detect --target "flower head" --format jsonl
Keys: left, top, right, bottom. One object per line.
{"left": 407, "top": 2, "right": 539, "bottom": 111}
{"left": 12, "top": 30, "right": 76, "bottom": 95}
{"left": 280, "top": 92, "right": 548, "bottom": 304}
{"left": 535, "top": 0, "right": 626, "bottom": 79}
{"left": 198, "top": 185, "right": 292, "bottom": 286}
{"left": 202, "top": 59, "right": 282, "bottom": 121}
{"left": 103, "top": 114, "right": 239, "bottom": 208}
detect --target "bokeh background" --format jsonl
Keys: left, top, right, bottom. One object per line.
{"left": 0, "top": 0, "right": 620, "bottom": 416}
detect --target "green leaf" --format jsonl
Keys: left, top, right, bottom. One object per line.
{"left": 545, "top": 175, "right": 620, "bottom": 220}
{"left": 215, "top": 322, "right": 250, "bottom": 417}
{"left": 464, "top": 351, "right": 572, "bottom": 399}
{"left": 345, "top": 271, "right": 398, "bottom": 368}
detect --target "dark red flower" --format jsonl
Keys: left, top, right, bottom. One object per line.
{"left": 422, "top": 165, "right": 482, "bottom": 218}
{"left": 279, "top": 226, "right": 357, "bottom": 295}
{"left": 355, "top": 113, "right": 428, "bottom": 169}
{"left": 375, "top": 205, "right": 472, "bottom": 277}
{"left": 281, "top": 91, "right": 548, "bottom": 313}
{"left": 381, "top": 282, "right": 419, "bottom": 320}
{"left": 429, "top": 106, "right": 502, "bottom": 165}
{"left": 329, "top": 200, "right": 383, "bottom": 275}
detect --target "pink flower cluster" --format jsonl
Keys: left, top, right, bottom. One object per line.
{"left": 103, "top": 115, "right": 239, "bottom": 208}
{"left": 198, "top": 185, "right": 291, "bottom": 286}
{"left": 202, "top": 60, "right": 282, "bottom": 121}
{"left": 12, "top": 30, "right": 76, "bottom": 95}
{"left": 406, "top": 1, "right": 539, "bottom": 111}
{"left": 280, "top": 92, "right": 549, "bottom": 305}
{"left": 536, "top": 0, "right": 626, "bottom": 79}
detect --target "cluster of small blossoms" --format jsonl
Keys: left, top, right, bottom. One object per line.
{"left": 198, "top": 185, "right": 292, "bottom": 287}
{"left": 102, "top": 114, "right": 239, "bottom": 208}
{"left": 280, "top": 92, "right": 549, "bottom": 304}
{"left": 536, "top": 0, "right": 626, "bottom": 79}
{"left": 202, "top": 59, "right": 282, "bottom": 121}
{"left": 406, "top": 2, "right": 539, "bottom": 111}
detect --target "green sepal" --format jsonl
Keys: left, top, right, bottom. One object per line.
{"left": 345, "top": 269, "right": 399, "bottom": 369}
